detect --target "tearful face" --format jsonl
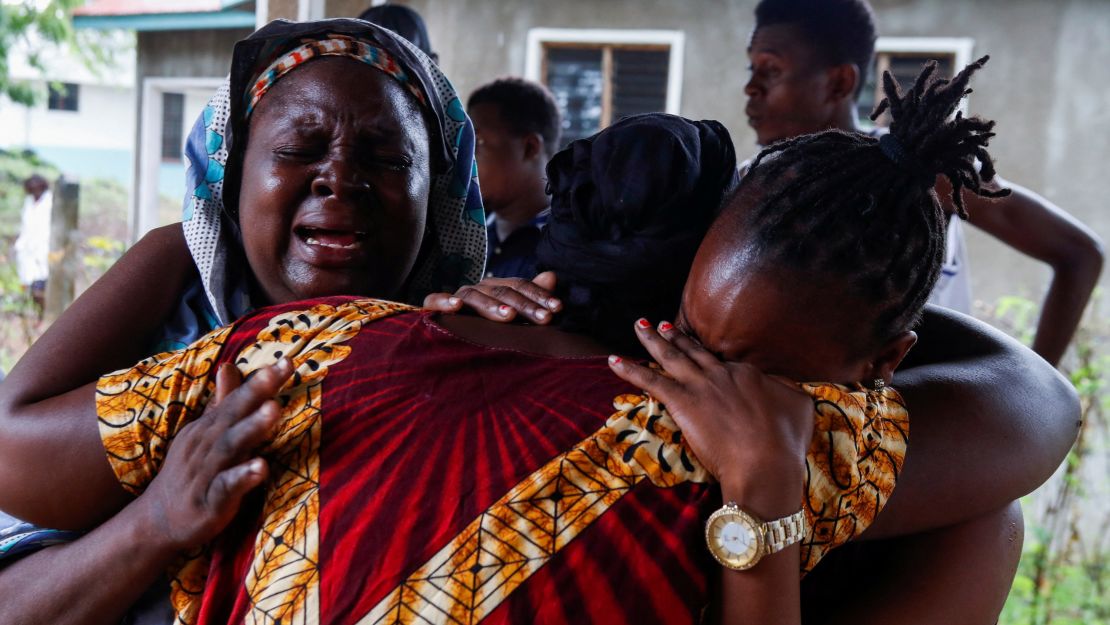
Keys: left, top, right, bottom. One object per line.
{"left": 237, "top": 57, "right": 432, "bottom": 305}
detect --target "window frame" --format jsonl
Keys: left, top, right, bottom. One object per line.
{"left": 160, "top": 91, "right": 186, "bottom": 162}
{"left": 525, "top": 28, "right": 685, "bottom": 130}
{"left": 135, "top": 76, "right": 225, "bottom": 242}
{"left": 47, "top": 82, "right": 80, "bottom": 112}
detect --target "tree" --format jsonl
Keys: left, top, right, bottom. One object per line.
{"left": 0, "top": 0, "right": 87, "bottom": 105}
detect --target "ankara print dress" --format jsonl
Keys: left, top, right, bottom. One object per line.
{"left": 96, "top": 297, "right": 909, "bottom": 625}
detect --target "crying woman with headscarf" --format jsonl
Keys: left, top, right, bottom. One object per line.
{"left": 0, "top": 17, "right": 488, "bottom": 625}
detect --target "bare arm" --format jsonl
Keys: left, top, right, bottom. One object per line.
{"left": 609, "top": 320, "right": 815, "bottom": 624}
{"left": 868, "top": 305, "right": 1079, "bottom": 538}
{"left": 0, "top": 224, "right": 195, "bottom": 529}
{"left": 0, "top": 365, "right": 282, "bottom": 625}
{"left": 803, "top": 501, "right": 1023, "bottom": 625}
{"left": 939, "top": 176, "right": 1104, "bottom": 365}
{"left": 0, "top": 223, "right": 194, "bottom": 405}
{"left": 0, "top": 501, "right": 179, "bottom": 625}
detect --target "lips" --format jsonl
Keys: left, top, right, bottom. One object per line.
{"left": 291, "top": 220, "right": 371, "bottom": 268}
{"left": 296, "top": 225, "right": 366, "bottom": 250}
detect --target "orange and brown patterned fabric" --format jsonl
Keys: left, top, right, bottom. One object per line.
{"left": 96, "top": 296, "right": 909, "bottom": 625}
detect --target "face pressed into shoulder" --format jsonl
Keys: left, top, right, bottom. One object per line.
{"left": 744, "top": 24, "right": 841, "bottom": 147}
{"left": 237, "top": 56, "right": 432, "bottom": 306}
{"left": 675, "top": 190, "right": 899, "bottom": 385}
{"left": 678, "top": 245, "right": 879, "bottom": 384}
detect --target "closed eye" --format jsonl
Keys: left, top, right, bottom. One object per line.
{"left": 273, "top": 145, "right": 325, "bottom": 161}
{"left": 369, "top": 154, "right": 413, "bottom": 172}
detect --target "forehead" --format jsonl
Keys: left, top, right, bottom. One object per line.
{"left": 678, "top": 230, "right": 871, "bottom": 379}
{"left": 747, "top": 24, "right": 818, "bottom": 64}
{"left": 467, "top": 101, "right": 513, "bottom": 135}
{"left": 251, "top": 57, "right": 425, "bottom": 131}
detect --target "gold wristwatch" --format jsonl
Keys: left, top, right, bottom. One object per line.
{"left": 704, "top": 502, "right": 806, "bottom": 570}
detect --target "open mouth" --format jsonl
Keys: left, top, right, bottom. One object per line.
{"left": 295, "top": 226, "right": 367, "bottom": 250}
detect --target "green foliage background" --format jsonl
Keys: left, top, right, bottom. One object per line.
{"left": 992, "top": 295, "right": 1110, "bottom": 625}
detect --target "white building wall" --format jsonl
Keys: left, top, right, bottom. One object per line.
{"left": 0, "top": 83, "right": 135, "bottom": 152}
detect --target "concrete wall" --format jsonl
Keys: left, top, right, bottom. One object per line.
{"left": 340, "top": 0, "right": 1109, "bottom": 315}
{"left": 136, "top": 28, "right": 253, "bottom": 80}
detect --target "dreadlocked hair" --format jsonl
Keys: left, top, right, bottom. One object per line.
{"left": 735, "top": 54, "right": 1010, "bottom": 344}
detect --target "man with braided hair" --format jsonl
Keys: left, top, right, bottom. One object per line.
{"left": 743, "top": 0, "right": 1102, "bottom": 367}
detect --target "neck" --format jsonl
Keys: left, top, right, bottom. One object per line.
{"left": 829, "top": 102, "right": 863, "bottom": 133}
{"left": 490, "top": 183, "right": 549, "bottom": 235}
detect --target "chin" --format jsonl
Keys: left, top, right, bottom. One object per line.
{"left": 756, "top": 131, "right": 785, "bottom": 147}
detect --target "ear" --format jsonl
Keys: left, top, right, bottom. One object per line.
{"left": 868, "top": 330, "right": 918, "bottom": 385}
{"left": 522, "top": 132, "right": 545, "bottom": 161}
{"left": 825, "top": 63, "right": 861, "bottom": 103}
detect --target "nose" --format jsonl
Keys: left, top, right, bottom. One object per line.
{"left": 744, "top": 73, "right": 761, "bottom": 99}
{"left": 311, "top": 150, "right": 369, "bottom": 200}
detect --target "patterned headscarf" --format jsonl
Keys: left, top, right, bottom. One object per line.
{"left": 173, "top": 19, "right": 485, "bottom": 344}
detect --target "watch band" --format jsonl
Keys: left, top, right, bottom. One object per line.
{"left": 761, "top": 508, "right": 806, "bottom": 555}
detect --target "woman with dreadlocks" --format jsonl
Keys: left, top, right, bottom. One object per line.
{"left": 610, "top": 57, "right": 1017, "bottom": 623}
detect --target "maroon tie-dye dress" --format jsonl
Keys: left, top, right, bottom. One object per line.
{"left": 96, "top": 296, "right": 908, "bottom": 625}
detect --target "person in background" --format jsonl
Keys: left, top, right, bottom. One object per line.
{"left": 358, "top": 3, "right": 437, "bottom": 62}
{"left": 742, "top": 0, "right": 1103, "bottom": 365}
{"left": 469, "top": 77, "right": 561, "bottom": 279}
{"left": 14, "top": 174, "right": 52, "bottom": 316}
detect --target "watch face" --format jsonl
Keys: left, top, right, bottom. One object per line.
{"left": 706, "top": 507, "right": 763, "bottom": 569}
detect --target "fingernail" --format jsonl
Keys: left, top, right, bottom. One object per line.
{"left": 547, "top": 298, "right": 561, "bottom": 309}
{"left": 636, "top": 318, "right": 651, "bottom": 329}
{"left": 274, "top": 358, "right": 291, "bottom": 375}
{"left": 499, "top": 305, "right": 512, "bottom": 317}
{"left": 535, "top": 309, "right": 549, "bottom": 320}
{"left": 608, "top": 355, "right": 622, "bottom": 365}
{"left": 659, "top": 321, "right": 674, "bottom": 333}
{"left": 448, "top": 297, "right": 460, "bottom": 306}
{"left": 250, "top": 458, "right": 266, "bottom": 473}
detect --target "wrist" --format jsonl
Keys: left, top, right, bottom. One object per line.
{"left": 121, "top": 495, "right": 187, "bottom": 560}
{"left": 718, "top": 461, "right": 805, "bottom": 520}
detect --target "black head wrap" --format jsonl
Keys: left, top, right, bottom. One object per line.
{"left": 535, "top": 113, "right": 738, "bottom": 351}
{"left": 357, "top": 4, "right": 435, "bottom": 59}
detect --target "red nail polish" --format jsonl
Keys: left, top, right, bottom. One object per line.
{"left": 608, "top": 355, "right": 622, "bottom": 365}
{"left": 659, "top": 321, "right": 674, "bottom": 332}
{"left": 636, "top": 318, "right": 651, "bottom": 329}
{"left": 499, "top": 305, "right": 511, "bottom": 316}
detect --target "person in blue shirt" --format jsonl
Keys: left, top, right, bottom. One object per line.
{"left": 468, "top": 77, "right": 561, "bottom": 279}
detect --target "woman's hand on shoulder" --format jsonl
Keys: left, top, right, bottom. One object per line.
{"left": 133, "top": 359, "right": 290, "bottom": 551}
{"left": 423, "top": 271, "right": 563, "bottom": 324}
{"left": 608, "top": 319, "right": 814, "bottom": 497}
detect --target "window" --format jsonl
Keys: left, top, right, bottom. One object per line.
{"left": 857, "top": 37, "right": 974, "bottom": 127}
{"left": 161, "top": 92, "right": 186, "bottom": 160}
{"left": 47, "top": 82, "right": 79, "bottom": 111}
{"left": 526, "top": 29, "right": 684, "bottom": 148}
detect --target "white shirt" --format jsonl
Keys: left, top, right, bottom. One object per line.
{"left": 926, "top": 214, "right": 973, "bottom": 314}
{"left": 14, "top": 190, "right": 52, "bottom": 285}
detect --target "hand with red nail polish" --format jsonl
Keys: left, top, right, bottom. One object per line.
{"left": 608, "top": 318, "right": 813, "bottom": 488}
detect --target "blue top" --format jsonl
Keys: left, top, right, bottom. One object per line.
{"left": 484, "top": 211, "right": 549, "bottom": 280}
